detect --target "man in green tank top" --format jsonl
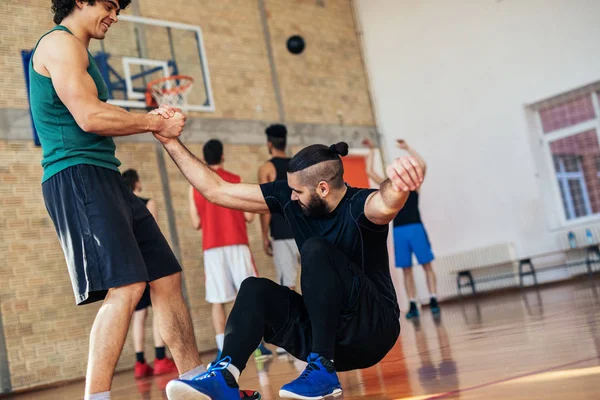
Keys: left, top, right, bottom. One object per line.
{"left": 30, "top": 1, "right": 211, "bottom": 399}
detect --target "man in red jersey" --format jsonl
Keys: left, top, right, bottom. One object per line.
{"left": 188, "top": 139, "right": 269, "bottom": 360}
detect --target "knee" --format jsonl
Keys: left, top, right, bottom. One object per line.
{"left": 108, "top": 281, "right": 147, "bottom": 310}
{"left": 149, "top": 272, "right": 182, "bottom": 293}
{"left": 300, "top": 237, "right": 332, "bottom": 264}
{"left": 422, "top": 263, "right": 433, "bottom": 272}
{"left": 238, "top": 277, "right": 272, "bottom": 300}
{"left": 402, "top": 267, "right": 413, "bottom": 276}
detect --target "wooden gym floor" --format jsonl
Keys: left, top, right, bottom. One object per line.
{"left": 5, "top": 278, "right": 600, "bottom": 399}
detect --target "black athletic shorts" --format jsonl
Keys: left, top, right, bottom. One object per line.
{"left": 135, "top": 284, "right": 152, "bottom": 311}
{"left": 263, "top": 267, "right": 401, "bottom": 372}
{"left": 42, "top": 164, "right": 182, "bottom": 305}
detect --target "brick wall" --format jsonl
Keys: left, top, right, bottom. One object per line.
{"left": 266, "top": 0, "right": 375, "bottom": 125}
{"left": 0, "top": 0, "right": 377, "bottom": 391}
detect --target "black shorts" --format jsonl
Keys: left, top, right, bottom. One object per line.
{"left": 135, "top": 284, "right": 152, "bottom": 311}
{"left": 42, "top": 164, "right": 182, "bottom": 305}
{"left": 263, "top": 270, "right": 401, "bottom": 372}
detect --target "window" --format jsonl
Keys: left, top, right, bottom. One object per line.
{"left": 536, "top": 90, "right": 600, "bottom": 222}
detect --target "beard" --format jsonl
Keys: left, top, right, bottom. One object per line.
{"left": 299, "top": 192, "right": 329, "bottom": 217}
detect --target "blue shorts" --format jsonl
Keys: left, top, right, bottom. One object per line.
{"left": 393, "top": 223, "right": 435, "bottom": 268}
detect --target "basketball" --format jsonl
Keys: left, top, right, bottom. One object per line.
{"left": 286, "top": 35, "right": 306, "bottom": 55}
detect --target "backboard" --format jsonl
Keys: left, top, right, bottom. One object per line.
{"left": 89, "top": 15, "right": 215, "bottom": 112}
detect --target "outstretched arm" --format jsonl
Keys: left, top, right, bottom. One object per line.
{"left": 364, "top": 156, "right": 424, "bottom": 225}
{"left": 37, "top": 31, "right": 182, "bottom": 138}
{"left": 161, "top": 139, "right": 270, "bottom": 214}
{"left": 362, "top": 138, "right": 385, "bottom": 185}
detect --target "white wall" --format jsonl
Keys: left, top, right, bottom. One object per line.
{"left": 355, "top": 0, "right": 600, "bottom": 297}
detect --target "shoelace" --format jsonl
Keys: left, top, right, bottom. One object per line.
{"left": 192, "top": 356, "right": 232, "bottom": 380}
{"left": 299, "top": 361, "right": 321, "bottom": 380}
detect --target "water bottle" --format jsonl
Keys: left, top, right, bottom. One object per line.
{"left": 568, "top": 231, "right": 577, "bottom": 249}
{"left": 586, "top": 229, "right": 594, "bottom": 245}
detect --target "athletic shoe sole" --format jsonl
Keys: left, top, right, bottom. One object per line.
{"left": 278, "top": 388, "right": 342, "bottom": 399}
{"left": 166, "top": 380, "right": 212, "bottom": 400}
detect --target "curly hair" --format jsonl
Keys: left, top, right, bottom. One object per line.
{"left": 51, "top": 0, "right": 132, "bottom": 25}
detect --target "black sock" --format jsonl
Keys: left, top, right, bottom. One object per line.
{"left": 155, "top": 346, "right": 166, "bottom": 360}
{"left": 136, "top": 352, "right": 145, "bottom": 363}
{"left": 221, "top": 369, "right": 239, "bottom": 389}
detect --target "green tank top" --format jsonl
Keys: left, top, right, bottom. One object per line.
{"left": 29, "top": 25, "right": 121, "bottom": 183}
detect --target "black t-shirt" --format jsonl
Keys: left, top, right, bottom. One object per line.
{"left": 137, "top": 196, "right": 150, "bottom": 206}
{"left": 393, "top": 190, "right": 421, "bottom": 227}
{"left": 268, "top": 158, "right": 294, "bottom": 240}
{"left": 260, "top": 180, "right": 398, "bottom": 310}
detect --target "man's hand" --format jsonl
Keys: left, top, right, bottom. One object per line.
{"left": 148, "top": 104, "right": 180, "bottom": 119}
{"left": 385, "top": 156, "right": 424, "bottom": 192}
{"left": 396, "top": 139, "right": 409, "bottom": 150}
{"left": 263, "top": 237, "right": 273, "bottom": 257}
{"left": 362, "top": 138, "right": 375, "bottom": 149}
{"left": 152, "top": 111, "right": 186, "bottom": 144}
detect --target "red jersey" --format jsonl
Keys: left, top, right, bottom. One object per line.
{"left": 194, "top": 168, "right": 249, "bottom": 250}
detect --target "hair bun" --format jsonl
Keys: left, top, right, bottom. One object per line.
{"left": 329, "top": 142, "right": 349, "bottom": 157}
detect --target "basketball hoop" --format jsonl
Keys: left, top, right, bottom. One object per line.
{"left": 146, "top": 75, "right": 194, "bottom": 112}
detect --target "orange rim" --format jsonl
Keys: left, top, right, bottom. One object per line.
{"left": 146, "top": 75, "right": 194, "bottom": 95}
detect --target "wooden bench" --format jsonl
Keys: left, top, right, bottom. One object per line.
{"left": 450, "top": 244, "right": 600, "bottom": 296}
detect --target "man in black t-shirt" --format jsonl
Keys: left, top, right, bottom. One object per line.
{"left": 157, "top": 137, "right": 424, "bottom": 400}
{"left": 364, "top": 138, "right": 439, "bottom": 320}
{"left": 258, "top": 124, "right": 300, "bottom": 291}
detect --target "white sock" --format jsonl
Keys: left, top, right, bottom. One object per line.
{"left": 180, "top": 364, "right": 207, "bottom": 380}
{"left": 215, "top": 333, "right": 225, "bottom": 351}
{"left": 85, "top": 392, "right": 111, "bottom": 400}
{"left": 219, "top": 361, "right": 240, "bottom": 382}
{"left": 430, "top": 294, "right": 437, "bottom": 299}
{"left": 409, "top": 298, "right": 417, "bottom": 304}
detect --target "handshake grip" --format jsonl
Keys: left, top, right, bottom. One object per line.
{"left": 148, "top": 104, "right": 187, "bottom": 140}
{"left": 156, "top": 111, "right": 186, "bottom": 139}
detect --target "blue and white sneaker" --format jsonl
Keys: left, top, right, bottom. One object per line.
{"left": 279, "top": 353, "right": 342, "bottom": 399}
{"left": 166, "top": 357, "right": 240, "bottom": 400}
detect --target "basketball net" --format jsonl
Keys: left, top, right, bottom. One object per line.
{"left": 146, "top": 75, "right": 194, "bottom": 113}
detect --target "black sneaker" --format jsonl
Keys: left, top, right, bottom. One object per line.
{"left": 430, "top": 297, "right": 440, "bottom": 314}
{"left": 406, "top": 301, "right": 420, "bottom": 319}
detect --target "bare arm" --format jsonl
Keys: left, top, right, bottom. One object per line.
{"left": 38, "top": 32, "right": 168, "bottom": 136}
{"left": 398, "top": 140, "right": 427, "bottom": 176}
{"left": 258, "top": 162, "right": 276, "bottom": 256}
{"left": 162, "top": 139, "right": 270, "bottom": 214}
{"left": 362, "top": 138, "right": 385, "bottom": 185}
{"left": 258, "top": 163, "right": 276, "bottom": 237}
{"left": 146, "top": 199, "right": 159, "bottom": 221}
{"left": 364, "top": 156, "right": 424, "bottom": 225}
{"left": 188, "top": 186, "right": 201, "bottom": 230}
{"left": 244, "top": 212, "right": 255, "bottom": 223}
{"left": 366, "top": 148, "right": 385, "bottom": 185}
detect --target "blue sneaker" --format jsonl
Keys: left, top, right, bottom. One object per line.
{"left": 279, "top": 353, "right": 342, "bottom": 399}
{"left": 430, "top": 297, "right": 440, "bottom": 314}
{"left": 254, "top": 342, "right": 273, "bottom": 361}
{"left": 406, "top": 301, "right": 420, "bottom": 319}
{"left": 165, "top": 357, "right": 240, "bottom": 400}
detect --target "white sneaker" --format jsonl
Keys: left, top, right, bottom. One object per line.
{"left": 276, "top": 347, "right": 287, "bottom": 356}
